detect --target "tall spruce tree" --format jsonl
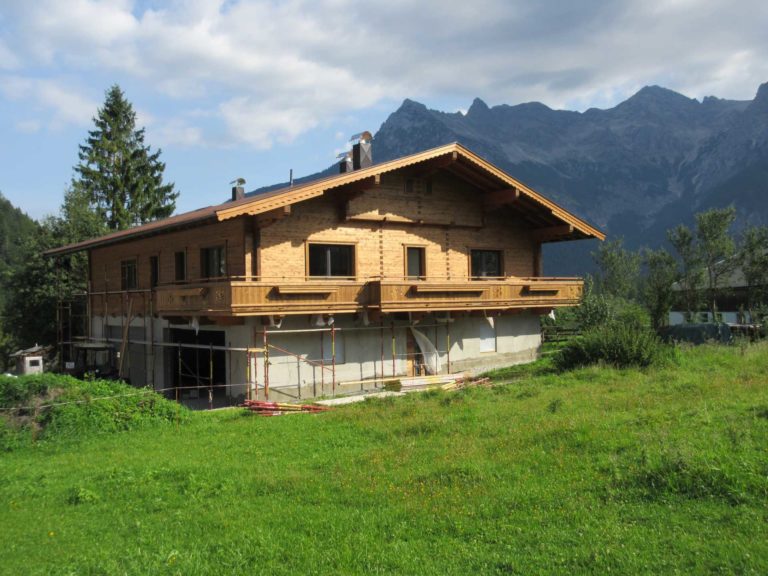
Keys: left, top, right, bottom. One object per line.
{"left": 74, "top": 85, "right": 178, "bottom": 230}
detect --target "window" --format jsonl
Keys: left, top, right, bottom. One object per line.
{"left": 406, "top": 246, "right": 425, "bottom": 279}
{"left": 174, "top": 251, "right": 186, "bottom": 282}
{"left": 471, "top": 249, "right": 503, "bottom": 278}
{"left": 308, "top": 244, "right": 355, "bottom": 277}
{"left": 150, "top": 256, "right": 159, "bottom": 288}
{"left": 121, "top": 259, "right": 137, "bottom": 290}
{"left": 478, "top": 317, "right": 496, "bottom": 353}
{"left": 201, "top": 246, "right": 227, "bottom": 279}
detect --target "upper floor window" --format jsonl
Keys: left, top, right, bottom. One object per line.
{"left": 406, "top": 246, "right": 425, "bottom": 279}
{"left": 201, "top": 246, "right": 227, "bottom": 279}
{"left": 121, "top": 259, "right": 137, "bottom": 290}
{"left": 174, "top": 251, "right": 186, "bottom": 282}
{"left": 150, "top": 256, "right": 159, "bottom": 288}
{"left": 308, "top": 243, "right": 355, "bottom": 277}
{"left": 471, "top": 249, "right": 503, "bottom": 278}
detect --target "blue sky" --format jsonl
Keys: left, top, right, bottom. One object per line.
{"left": 1, "top": 0, "right": 767, "bottom": 220}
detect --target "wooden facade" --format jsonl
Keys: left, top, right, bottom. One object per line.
{"left": 50, "top": 143, "right": 604, "bottom": 323}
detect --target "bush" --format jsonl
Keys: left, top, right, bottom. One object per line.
{"left": 0, "top": 373, "right": 185, "bottom": 450}
{"left": 554, "top": 323, "right": 667, "bottom": 371}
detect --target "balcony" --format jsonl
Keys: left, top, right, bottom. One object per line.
{"left": 155, "top": 279, "right": 372, "bottom": 316}
{"left": 151, "top": 277, "right": 582, "bottom": 317}
{"left": 375, "top": 278, "right": 583, "bottom": 313}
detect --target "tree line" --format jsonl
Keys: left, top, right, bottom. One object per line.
{"left": 0, "top": 85, "right": 177, "bottom": 370}
{"left": 589, "top": 207, "right": 768, "bottom": 330}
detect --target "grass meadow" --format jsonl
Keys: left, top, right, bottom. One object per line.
{"left": 1, "top": 343, "right": 767, "bottom": 574}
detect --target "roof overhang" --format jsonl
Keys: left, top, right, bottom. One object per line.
{"left": 45, "top": 142, "right": 604, "bottom": 257}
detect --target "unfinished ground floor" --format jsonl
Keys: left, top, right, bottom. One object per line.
{"left": 82, "top": 311, "right": 543, "bottom": 407}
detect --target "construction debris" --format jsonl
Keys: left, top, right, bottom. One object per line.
{"left": 241, "top": 400, "right": 330, "bottom": 416}
{"left": 441, "top": 376, "right": 492, "bottom": 391}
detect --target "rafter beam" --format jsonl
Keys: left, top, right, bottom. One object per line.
{"left": 484, "top": 188, "right": 520, "bottom": 210}
{"left": 256, "top": 205, "right": 291, "bottom": 228}
{"left": 532, "top": 224, "right": 574, "bottom": 242}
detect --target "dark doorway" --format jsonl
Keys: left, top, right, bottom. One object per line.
{"left": 169, "top": 329, "right": 227, "bottom": 409}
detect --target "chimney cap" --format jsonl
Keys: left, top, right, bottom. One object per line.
{"left": 349, "top": 131, "right": 372, "bottom": 143}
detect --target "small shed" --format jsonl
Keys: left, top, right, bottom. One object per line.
{"left": 10, "top": 345, "right": 48, "bottom": 375}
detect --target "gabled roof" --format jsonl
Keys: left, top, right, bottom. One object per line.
{"left": 45, "top": 142, "right": 604, "bottom": 257}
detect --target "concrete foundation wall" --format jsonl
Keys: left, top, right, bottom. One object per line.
{"left": 91, "top": 311, "right": 542, "bottom": 403}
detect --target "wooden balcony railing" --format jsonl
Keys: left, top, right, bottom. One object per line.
{"left": 376, "top": 278, "right": 583, "bottom": 312}
{"left": 137, "top": 276, "right": 583, "bottom": 317}
{"left": 154, "top": 280, "right": 372, "bottom": 316}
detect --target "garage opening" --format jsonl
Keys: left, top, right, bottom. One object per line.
{"left": 169, "top": 328, "right": 227, "bottom": 409}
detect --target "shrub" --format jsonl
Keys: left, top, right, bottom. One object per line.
{"left": 0, "top": 373, "right": 185, "bottom": 450}
{"left": 554, "top": 323, "right": 667, "bottom": 371}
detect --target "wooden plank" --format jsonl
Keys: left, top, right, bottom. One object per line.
{"left": 412, "top": 284, "right": 485, "bottom": 294}
{"left": 277, "top": 285, "right": 338, "bottom": 295}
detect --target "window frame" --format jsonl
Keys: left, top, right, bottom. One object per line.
{"left": 469, "top": 248, "right": 504, "bottom": 279}
{"left": 174, "top": 250, "right": 187, "bottom": 282}
{"left": 121, "top": 258, "right": 138, "bottom": 291}
{"left": 305, "top": 241, "right": 357, "bottom": 279}
{"left": 149, "top": 255, "right": 159, "bottom": 288}
{"left": 404, "top": 245, "right": 427, "bottom": 280}
{"left": 200, "top": 245, "right": 227, "bottom": 279}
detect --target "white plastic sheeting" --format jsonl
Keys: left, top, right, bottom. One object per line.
{"left": 410, "top": 327, "right": 441, "bottom": 375}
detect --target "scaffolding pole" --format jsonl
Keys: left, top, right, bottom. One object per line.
{"left": 331, "top": 322, "right": 336, "bottom": 397}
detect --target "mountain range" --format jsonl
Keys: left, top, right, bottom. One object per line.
{"left": 256, "top": 82, "right": 768, "bottom": 275}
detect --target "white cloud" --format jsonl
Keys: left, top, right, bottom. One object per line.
{"left": 148, "top": 117, "right": 204, "bottom": 147}
{"left": 0, "top": 76, "right": 97, "bottom": 130}
{"left": 1, "top": 0, "right": 767, "bottom": 146}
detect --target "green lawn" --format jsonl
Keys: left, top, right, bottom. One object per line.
{"left": 2, "top": 343, "right": 767, "bottom": 575}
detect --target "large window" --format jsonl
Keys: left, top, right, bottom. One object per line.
{"left": 201, "top": 246, "right": 227, "bottom": 279}
{"left": 174, "top": 251, "right": 186, "bottom": 282}
{"left": 470, "top": 249, "right": 503, "bottom": 278}
{"left": 406, "top": 246, "right": 425, "bottom": 279}
{"left": 308, "top": 244, "right": 355, "bottom": 277}
{"left": 121, "top": 259, "right": 137, "bottom": 290}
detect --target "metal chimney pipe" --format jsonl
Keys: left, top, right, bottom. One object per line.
{"left": 351, "top": 130, "right": 373, "bottom": 170}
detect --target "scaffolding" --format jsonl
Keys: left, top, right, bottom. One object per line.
{"left": 58, "top": 314, "right": 457, "bottom": 409}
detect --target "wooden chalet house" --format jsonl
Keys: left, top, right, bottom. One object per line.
{"left": 48, "top": 138, "right": 604, "bottom": 404}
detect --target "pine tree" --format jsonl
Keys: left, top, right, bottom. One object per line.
{"left": 74, "top": 85, "right": 178, "bottom": 230}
